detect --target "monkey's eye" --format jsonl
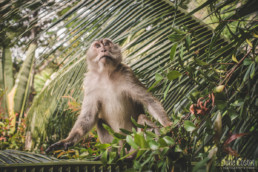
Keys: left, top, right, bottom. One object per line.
{"left": 95, "top": 44, "right": 100, "bottom": 48}
{"left": 103, "top": 42, "right": 109, "bottom": 46}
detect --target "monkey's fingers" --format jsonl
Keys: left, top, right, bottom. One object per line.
{"left": 45, "top": 141, "right": 64, "bottom": 153}
{"left": 64, "top": 142, "right": 74, "bottom": 151}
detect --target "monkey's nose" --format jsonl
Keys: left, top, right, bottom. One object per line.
{"left": 101, "top": 49, "right": 107, "bottom": 52}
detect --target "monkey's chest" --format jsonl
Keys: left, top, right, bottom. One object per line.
{"left": 96, "top": 86, "right": 137, "bottom": 131}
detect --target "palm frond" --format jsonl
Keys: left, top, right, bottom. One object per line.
{"left": 11, "top": 0, "right": 256, "bottom": 159}
{"left": 0, "top": 150, "right": 57, "bottom": 164}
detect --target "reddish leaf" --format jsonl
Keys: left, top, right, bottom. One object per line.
{"left": 197, "top": 97, "right": 204, "bottom": 106}
{"left": 196, "top": 109, "right": 203, "bottom": 115}
{"left": 224, "top": 146, "right": 239, "bottom": 157}
{"left": 224, "top": 133, "right": 249, "bottom": 146}
{"left": 190, "top": 104, "right": 196, "bottom": 114}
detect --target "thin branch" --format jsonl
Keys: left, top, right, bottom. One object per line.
{"left": 221, "top": 49, "right": 252, "bottom": 86}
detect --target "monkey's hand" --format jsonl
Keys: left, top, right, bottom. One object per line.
{"left": 45, "top": 140, "right": 74, "bottom": 153}
{"left": 163, "top": 121, "right": 173, "bottom": 127}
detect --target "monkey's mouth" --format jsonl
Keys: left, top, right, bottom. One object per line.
{"left": 100, "top": 55, "right": 114, "bottom": 61}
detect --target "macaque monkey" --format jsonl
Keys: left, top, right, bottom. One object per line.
{"left": 46, "top": 38, "right": 172, "bottom": 153}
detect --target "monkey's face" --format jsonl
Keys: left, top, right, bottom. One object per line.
{"left": 86, "top": 38, "right": 122, "bottom": 72}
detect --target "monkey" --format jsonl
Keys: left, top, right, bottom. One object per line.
{"left": 46, "top": 38, "right": 172, "bottom": 153}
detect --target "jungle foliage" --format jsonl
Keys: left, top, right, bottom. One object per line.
{"left": 0, "top": 0, "right": 257, "bottom": 171}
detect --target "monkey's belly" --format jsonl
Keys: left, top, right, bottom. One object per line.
{"left": 99, "top": 96, "right": 142, "bottom": 133}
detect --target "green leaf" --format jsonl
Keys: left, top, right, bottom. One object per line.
{"left": 243, "top": 58, "right": 252, "bottom": 65}
{"left": 126, "top": 135, "right": 139, "bottom": 149}
{"left": 158, "top": 138, "right": 168, "bottom": 147}
{"left": 162, "top": 136, "right": 175, "bottom": 146}
{"left": 101, "top": 150, "right": 108, "bottom": 164}
{"left": 146, "top": 131, "right": 158, "bottom": 138}
{"left": 96, "top": 143, "right": 111, "bottom": 150}
{"left": 170, "top": 43, "right": 178, "bottom": 61}
{"left": 175, "top": 145, "right": 182, "bottom": 152}
{"left": 148, "top": 140, "right": 160, "bottom": 150}
{"left": 148, "top": 80, "right": 162, "bottom": 91}
{"left": 232, "top": 54, "right": 238, "bottom": 63}
{"left": 185, "top": 34, "right": 191, "bottom": 51}
{"left": 1, "top": 47, "right": 14, "bottom": 94}
{"left": 167, "top": 70, "right": 182, "bottom": 80}
{"left": 195, "top": 59, "right": 208, "bottom": 66}
{"left": 102, "top": 124, "right": 115, "bottom": 134}
{"left": 168, "top": 34, "right": 185, "bottom": 42}
{"left": 243, "top": 64, "right": 252, "bottom": 82}
{"left": 120, "top": 128, "right": 132, "bottom": 135}
{"left": 148, "top": 73, "right": 163, "bottom": 91}
{"left": 246, "top": 39, "right": 253, "bottom": 47}
{"left": 184, "top": 120, "right": 196, "bottom": 132}
{"left": 213, "top": 85, "right": 225, "bottom": 93}
{"left": 155, "top": 73, "right": 163, "bottom": 81}
{"left": 250, "top": 63, "right": 255, "bottom": 79}
{"left": 108, "top": 152, "right": 117, "bottom": 164}
{"left": 193, "top": 157, "right": 209, "bottom": 172}
{"left": 13, "top": 43, "right": 36, "bottom": 113}
{"left": 171, "top": 27, "right": 186, "bottom": 34}
{"left": 113, "top": 133, "right": 126, "bottom": 139}
{"left": 163, "top": 82, "right": 172, "bottom": 100}
{"left": 134, "top": 133, "right": 148, "bottom": 148}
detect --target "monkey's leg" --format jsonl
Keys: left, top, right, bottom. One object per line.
{"left": 97, "top": 119, "right": 114, "bottom": 143}
{"left": 125, "top": 114, "right": 161, "bottom": 159}
{"left": 93, "top": 120, "right": 120, "bottom": 161}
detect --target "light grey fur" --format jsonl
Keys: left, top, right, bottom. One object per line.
{"left": 46, "top": 38, "right": 171, "bottom": 152}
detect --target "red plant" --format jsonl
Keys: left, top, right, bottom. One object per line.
{"left": 223, "top": 132, "right": 249, "bottom": 156}
{"left": 189, "top": 93, "right": 215, "bottom": 117}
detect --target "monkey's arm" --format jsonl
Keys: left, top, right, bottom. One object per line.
{"left": 46, "top": 96, "right": 98, "bottom": 153}
{"left": 124, "top": 75, "right": 172, "bottom": 127}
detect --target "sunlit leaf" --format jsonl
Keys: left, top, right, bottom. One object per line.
{"left": 213, "top": 85, "right": 224, "bottom": 93}
{"left": 253, "top": 32, "right": 258, "bottom": 38}
{"left": 245, "top": 39, "right": 252, "bottom": 47}
{"left": 155, "top": 73, "right": 163, "bottom": 81}
{"left": 148, "top": 140, "right": 160, "bottom": 150}
{"left": 162, "top": 136, "right": 175, "bottom": 146}
{"left": 170, "top": 43, "right": 178, "bottom": 61}
{"left": 175, "top": 145, "right": 182, "bottom": 152}
{"left": 167, "top": 70, "right": 182, "bottom": 81}
{"left": 134, "top": 133, "right": 148, "bottom": 148}
{"left": 126, "top": 135, "right": 139, "bottom": 149}
{"left": 232, "top": 54, "right": 238, "bottom": 63}
{"left": 184, "top": 120, "right": 196, "bottom": 132}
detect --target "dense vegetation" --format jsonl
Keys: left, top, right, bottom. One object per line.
{"left": 1, "top": 0, "right": 257, "bottom": 171}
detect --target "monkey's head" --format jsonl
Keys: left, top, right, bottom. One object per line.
{"left": 86, "top": 38, "right": 122, "bottom": 72}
